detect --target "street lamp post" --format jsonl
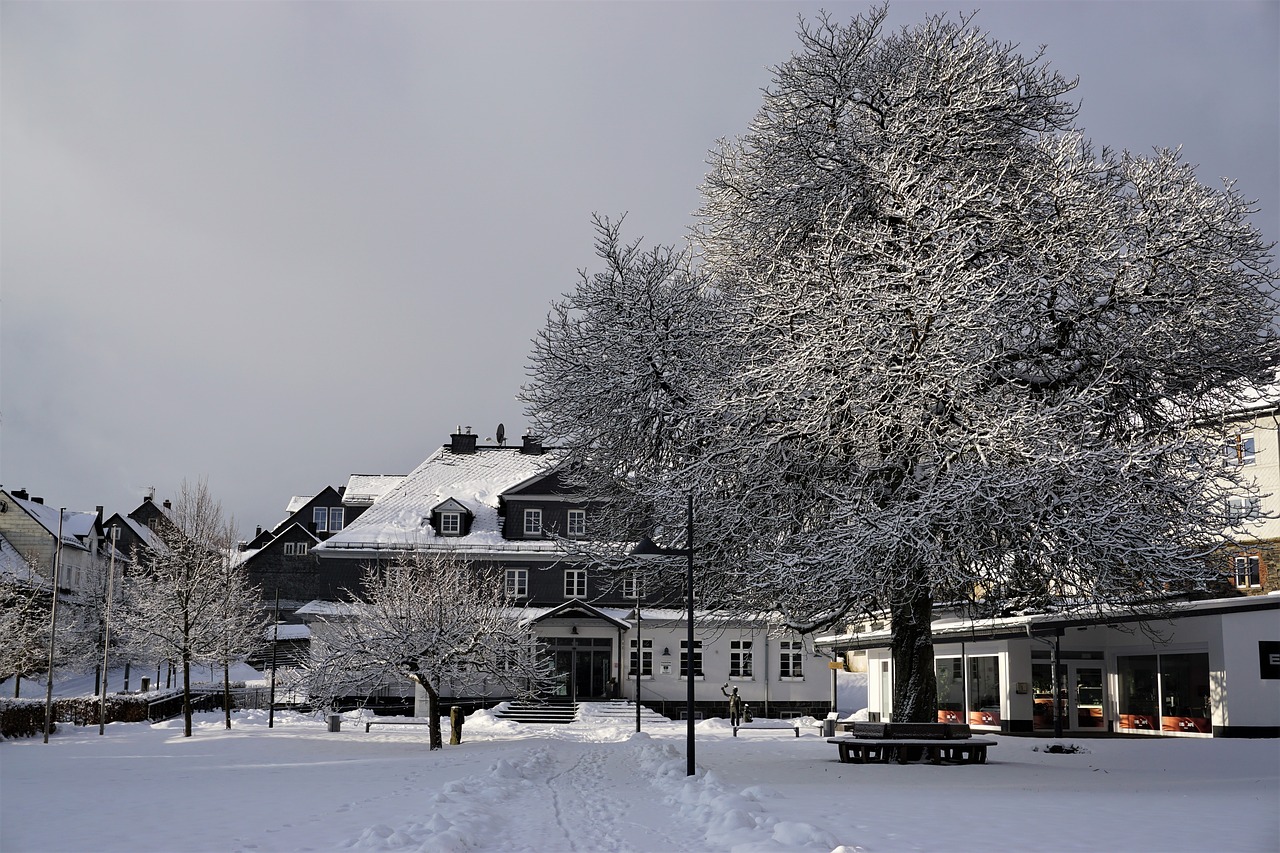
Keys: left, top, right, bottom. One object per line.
{"left": 99, "top": 525, "right": 120, "bottom": 736}
{"left": 632, "top": 493, "right": 696, "bottom": 777}
{"left": 43, "top": 510, "right": 66, "bottom": 744}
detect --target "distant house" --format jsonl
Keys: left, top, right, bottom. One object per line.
{"left": 308, "top": 428, "right": 832, "bottom": 720}
{"left": 1214, "top": 381, "right": 1280, "bottom": 594}
{"left": 0, "top": 488, "right": 110, "bottom": 595}
{"left": 237, "top": 484, "right": 398, "bottom": 619}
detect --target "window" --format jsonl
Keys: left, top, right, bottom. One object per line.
{"left": 779, "top": 640, "right": 804, "bottom": 679}
{"left": 680, "top": 640, "right": 703, "bottom": 679}
{"left": 524, "top": 509, "right": 542, "bottom": 537}
{"left": 967, "top": 655, "right": 1002, "bottom": 727}
{"left": 567, "top": 509, "right": 586, "bottom": 537}
{"left": 506, "top": 568, "right": 528, "bottom": 598}
{"left": 629, "top": 638, "right": 653, "bottom": 677}
{"left": 623, "top": 574, "right": 644, "bottom": 599}
{"left": 440, "top": 512, "right": 461, "bottom": 535}
{"left": 1233, "top": 554, "right": 1262, "bottom": 588}
{"left": 730, "top": 640, "right": 753, "bottom": 678}
{"left": 329, "top": 507, "right": 344, "bottom": 532}
{"left": 1224, "top": 434, "right": 1257, "bottom": 466}
{"left": 284, "top": 542, "right": 309, "bottom": 556}
{"left": 564, "top": 568, "right": 586, "bottom": 598}
{"left": 313, "top": 507, "right": 328, "bottom": 532}
{"left": 1226, "top": 495, "right": 1261, "bottom": 523}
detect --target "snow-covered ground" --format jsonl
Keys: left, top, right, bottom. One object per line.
{"left": 3, "top": 702, "right": 1277, "bottom": 853}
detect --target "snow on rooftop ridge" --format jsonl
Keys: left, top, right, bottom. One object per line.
{"left": 285, "top": 495, "right": 314, "bottom": 515}
{"left": 319, "top": 446, "right": 564, "bottom": 551}
{"left": 343, "top": 474, "right": 407, "bottom": 506}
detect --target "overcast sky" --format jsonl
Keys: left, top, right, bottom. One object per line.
{"left": 2, "top": 1, "right": 1276, "bottom": 534}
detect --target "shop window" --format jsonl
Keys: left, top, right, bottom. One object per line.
{"left": 967, "top": 656, "right": 1001, "bottom": 727}
{"left": 1160, "top": 653, "right": 1211, "bottom": 734}
{"left": 936, "top": 657, "right": 965, "bottom": 724}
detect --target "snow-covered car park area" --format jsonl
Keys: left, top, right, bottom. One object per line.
{"left": 3, "top": 707, "right": 1277, "bottom": 853}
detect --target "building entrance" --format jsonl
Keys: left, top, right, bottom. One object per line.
{"left": 546, "top": 637, "right": 613, "bottom": 701}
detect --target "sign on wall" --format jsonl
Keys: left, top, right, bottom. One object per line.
{"left": 1260, "top": 641, "right": 1280, "bottom": 679}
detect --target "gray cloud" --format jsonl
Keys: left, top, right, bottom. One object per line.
{"left": 3, "top": 1, "right": 1276, "bottom": 532}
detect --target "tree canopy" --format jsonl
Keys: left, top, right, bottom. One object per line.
{"left": 525, "top": 6, "right": 1277, "bottom": 721}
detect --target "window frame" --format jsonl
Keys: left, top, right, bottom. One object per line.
{"left": 1225, "top": 433, "right": 1257, "bottom": 466}
{"left": 629, "top": 638, "right": 653, "bottom": 678}
{"left": 1233, "top": 554, "right": 1262, "bottom": 588}
{"left": 313, "top": 507, "right": 328, "bottom": 532}
{"left": 779, "top": 639, "right": 805, "bottom": 680}
{"left": 567, "top": 509, "right": 586, "bottom": 537}
{"left": 440, "top": 511, "right": 462, "bottom": 536}
{"left": 523, "top": 508, "right": 543, "bottom": 537}
{"left": 679, "top": 639, "right": 704, "bottom": 680}
{"left": 622, "top": 574, "right": 644, "bottom": 600}
{"left": 328, "top": 507, "right": 344, "bottom": 532}
{"left": 729, "top": 639, "right": 754, "bottom": 679}
{"left": 564, "top": 568, "right": 587, "bottom": 599}
{"left": 505, "top": 568, "right": 528, "bottom": 598}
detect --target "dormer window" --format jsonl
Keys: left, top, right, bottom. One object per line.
{"left": 430, "top": 498, "right": 472, "bottom": 537}
{"left": 313, "top": 507, "right": 329, "bottom": 532}
{"left": 524, "top": 509, "right": 543, "bottom": 537}
{"left": 567, "top": 509, "right": 586, "bottom": 538}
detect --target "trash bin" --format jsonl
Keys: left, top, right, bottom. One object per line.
{"left": 822, "top": 719, "right": 836, "bottom": 737}
{"left": 327, "top": 713, "right": 342, "bottom": 733}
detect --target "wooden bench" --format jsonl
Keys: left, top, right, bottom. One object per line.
{"left": 732, "top": 720, "right": 802, "bottom": 737}
{"left": 827, "top": 735, "right": 996, "bottom": 764}
{"left": 364, "top": 718, "right": 432, "bottom": 733}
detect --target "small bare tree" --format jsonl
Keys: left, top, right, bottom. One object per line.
{"left": 117, "top": 479, "right": 239, "bottom": 737}
{"left": 304, "top": 550, "right": 555, "bottom": 750}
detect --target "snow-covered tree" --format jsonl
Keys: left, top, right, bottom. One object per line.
{"left": 0, "top": 571, "right": 50, "bottom": 697}
{"left": 117, "top": 480, "right": 241, "bottom": 737}
{"left": 212, "top": 553, "right": 267, "bottom": 729}
{"left": 304, "top": 550, "right": 556, "bottom": 749}
{"left": 526, "top": 7, "right": 1278, "bottom": 722}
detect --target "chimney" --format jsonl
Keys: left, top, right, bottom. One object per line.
{"left": 32, "top": 496, "right": 44, "bottom": 505}
{"left": 143, "top": 494, "right": 153, "bottom": 503}
{"left": 163, "top": 500, "right": 172, "bottom": 510}
{"left": 256, "top": 526, "right": 263, "bottom": 537}
{"left": 449, "top": 425, "right": 478, "bottom": 455}
{"left": 521, "top": 431, "right": 544, "bottom": 455}
{"left": 13, "top": 488, "right": 28, "bottom": 501}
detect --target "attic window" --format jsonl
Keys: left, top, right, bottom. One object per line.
{"left": 440, "top": 512, "right": 462, "bottom": 536}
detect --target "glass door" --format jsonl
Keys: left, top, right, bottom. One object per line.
{"left": 1069, "top": 664, "right": 1106, "bottom": 731}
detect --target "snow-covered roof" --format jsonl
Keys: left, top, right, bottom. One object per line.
{"left": 118, "top": 515, "right": 167, "bottom": 553}
{"left": 265, "top": 623, "right": 310, "bottom": 641}
{"left": 285, "top": 496, "right": 315, "bottom": 515}
{"left": 315, "top": 447, "right": 565, "bottom": 556}
{"left": 11, "top": 497, "right": 96, "bottom": 551}
{"left": 343, "top": 474, "right": 407, "bottom": 507}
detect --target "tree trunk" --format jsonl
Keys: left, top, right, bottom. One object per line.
{"left": 889, "top": 574, "right": 937, "bottom": 724}
{"left": 425, "top": 682, "right": 443, "bottom": 750}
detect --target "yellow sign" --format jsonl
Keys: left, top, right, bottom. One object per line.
{"left": 828, "top": 661, "right": 846, "bottom": 671}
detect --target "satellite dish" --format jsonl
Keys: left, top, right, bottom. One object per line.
{"left": 496, "top": 423, "right": 506, "bottom": 446}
